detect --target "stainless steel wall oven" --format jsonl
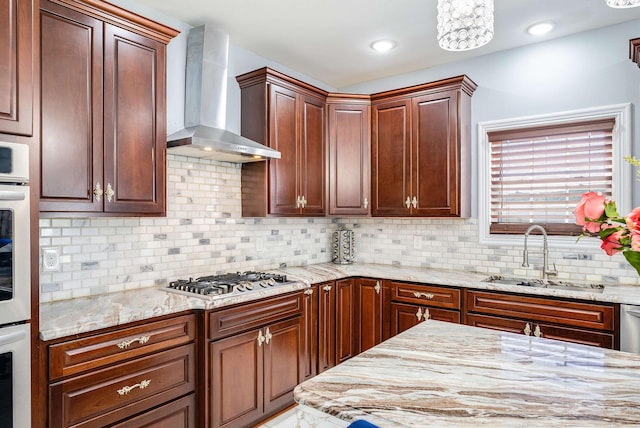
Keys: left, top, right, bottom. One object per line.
{"left": 0, "top": 141, "right": 31, "bottom": 427}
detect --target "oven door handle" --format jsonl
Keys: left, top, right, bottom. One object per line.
{"left": 0, "top": 190, "right": 26, "bottom": 201}
{"left": 0, "top": 329, "right": 26, "bottom": 347}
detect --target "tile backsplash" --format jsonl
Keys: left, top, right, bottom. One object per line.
{"left": 39, "top": 155, "right": 640, "bottom": 303}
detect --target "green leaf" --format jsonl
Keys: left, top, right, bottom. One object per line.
{"left": 605, "top": 201, "right": 619, "bottom": 218}
{"left": 623, "top": 250, "right": 640, "bottom": 276}
{"left": 599, "top": 226, "right": 621, "bottom": 239}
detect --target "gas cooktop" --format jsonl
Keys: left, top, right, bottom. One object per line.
{"left": 166, "top": 271, "right": 293, "bottom": 297}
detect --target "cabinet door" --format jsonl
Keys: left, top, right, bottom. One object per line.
{"left": 318, "top": 281, "right": 336, "bottom": 373}
{"left": 335, "top": 278, "right": 356, "bottom": 364}
{"left": 391, "top": 302, "right": 461, "bottom": 337}
{"left": 301, "top": 286, "right": 318, "bottom": 381}
{"left": 103, "top": 23, "right": 166, "bottom": 214}
{"left": 210, "top": 329, "right": 263, "bottom": 428}
{"left": 412, "top": 91, "right": 459, "bottom": 216}
{"left": 299, "top": 94, "right": 325, "bottom": 215}
{"left": 371, "top": 99, "right": 411, "bottom": 216}
{"left": 39, "top": 0, "right": 103, "bottom": 212}
{"left": 465, "top": 314, "right": 614, "bottom": 349}
{"left": 109, "top": 394, "right": 196, "bottom": 428}
{"left": 0, "top": 0, "right": 33, "bottom": 136}
{"left": 268, "top": 84, "right": 299, "bottom": 215}
{"left": 263, "top": 317, "right": 304, "bottom": 415}
{"left": 328, "top": 103, "right": 370, "bottom": 215}
{"left": 355, "top": 278, "right": 383, "bottom": 354}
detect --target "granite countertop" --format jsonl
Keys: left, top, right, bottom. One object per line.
{"left": 40, "top": 262, "right": 640, "bottom": 341}
{"left": 294, "top": 320, "right": 640, "bottom": 427}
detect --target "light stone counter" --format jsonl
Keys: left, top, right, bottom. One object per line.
{"left": 40, "top": 262, "right": 640, "bottom": 341}
{"left": 294, "top": 320, "right": 640, "bottom": 427}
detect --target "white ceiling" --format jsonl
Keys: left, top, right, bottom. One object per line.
{"left": 131, "top": 0, "right": 640, "bottom": 89}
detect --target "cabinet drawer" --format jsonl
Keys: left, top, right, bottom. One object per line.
{"left": 109, "top": 393, "right": 196, "bottom": 428}
{"left": 49, "top": 343, "right": 195, "bottom": 428}
{"left": 466, "top": 314, "right": 615, "bottom": 349}
{"left": 466, "top": 291, "right": 615, "bottom": 331}
{"left": 209, "top": 292, "right": 303, "bottom": 340}
{"left": 390, "top": 281, "right": 461, "bottom": 309}
{"left": 49, "top": 314, "right": 196, "bottom": 380}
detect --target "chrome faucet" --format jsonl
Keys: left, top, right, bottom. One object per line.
{"left": 522, "top": 224, "right": 557, "bottom": 280}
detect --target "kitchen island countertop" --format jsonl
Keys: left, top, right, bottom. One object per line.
{"left": 40, "top": 262, "right": 640, "bottom": 341}
{"left": 294, "top": 320, "right": 640, "bottom": 427}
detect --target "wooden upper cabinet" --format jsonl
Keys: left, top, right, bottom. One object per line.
{"left": 371, "top": 76, "right": 476, "bottom": 217}
{"left": 327, "top": 95, "right": 371, "bottom": 216}
{"left": 0, "top": 0, "right": 34, "bottom": 136}
{"left": 39, "top": 0, "right": 177, "bottom": 215}
{"left": 237, "top": 68, "right": 327, "bottom": 217}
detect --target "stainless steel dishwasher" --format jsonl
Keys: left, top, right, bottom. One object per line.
{"left": 620, "top": 304, "right": 640, "bottom": 353}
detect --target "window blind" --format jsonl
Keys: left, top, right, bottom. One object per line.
{"left": 488, "top": 119, "right": 615, "bottom": 235}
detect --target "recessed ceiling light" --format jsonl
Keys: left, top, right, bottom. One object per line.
{"left": 370, "top": 40, "right": 397, "bottom": 53}
{"left": 527, "top": 21, "right": 554, "bottom": 36}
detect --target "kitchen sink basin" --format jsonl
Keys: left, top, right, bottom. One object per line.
{"left": 482, "top": 275, "right": 605, "bottom": 293}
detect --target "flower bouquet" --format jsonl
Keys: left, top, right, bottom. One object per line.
{"left": 575, "top": 192, "right": 640, "bottom": 275}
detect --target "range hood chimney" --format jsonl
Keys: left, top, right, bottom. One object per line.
{"left": 167, "top": 26, "right": 280, "bottom": 163}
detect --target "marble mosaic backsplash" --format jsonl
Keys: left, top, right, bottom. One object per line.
{"left": 39, "top": 155, "right": 640, "bottom": 303}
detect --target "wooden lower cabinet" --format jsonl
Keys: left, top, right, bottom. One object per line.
{"left": 390, "top": 302, "right": 461, "bottom": 336}
{"left": 46, "top": 313, "right": 198, "bottom": 428}
{"left": 465, "top": 290, "right": 618, "bottom": 349}
{"left": 208, "top": 292, "right": 305, "bottom": 428}
{"left": 302, "top": 285, "right": 319, "bottom": 381}
{"left": 355, "top": 278, "right": 384, "bottom": 353}
{"left": 318, "top": 281, "right": 337, "bottom": 373}
{"left": 335, "top": 278, "right": 356, "bottom": 363}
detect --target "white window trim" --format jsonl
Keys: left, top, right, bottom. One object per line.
{"left": 478, "top": 103, "right": 632, "bottom": 249}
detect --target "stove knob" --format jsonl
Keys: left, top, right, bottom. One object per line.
{"left": 246, "top": 284, "right": 254, "bottom": 291}
{"left": 267, "top": 278, "right": 276, "bottom": 286}
{"left": 259, "top": 281, "right": 268, "bottom": 288}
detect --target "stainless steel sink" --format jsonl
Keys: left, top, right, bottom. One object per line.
{"left": 482, "top": 275, "right": 605, "bottom": 293}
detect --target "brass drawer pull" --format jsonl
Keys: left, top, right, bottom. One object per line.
{"left": 93, "top": 182, "right": 103, "bottom": 202}
{"left": 304, "top": 289, "right": 314, "bottom": 295}
{"left": 413, "top": 292, "right": 434, "bottom": 300}
{"left": 523, "top": 323, "right": 532, "bottom": 336}
{"left": 264, "top": 327, "right": 272, "bottom": 344}
{"left": 257, "top": 330, "right": 265, "bottom": 347}
{"left": 323, "top": 284, "right": 332, "bottom": 292}
{"left": 116, "top": 335, "right": 150, "bottom": 350}
{"left": 416, "top": 307, "right": 423, "bottom": 321}
{"left": 533, "top": 325, "right": 542, "bottom": 338}
{"left": 117, "top": 379, "right": 151, "bottom": 396}
{"left": 374, "top": 281, "right": 381, "bottom": 294}
{"left": 105, "top": 183, "right": 115, "bottom": 202}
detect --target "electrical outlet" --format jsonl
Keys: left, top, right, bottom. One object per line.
{"left": 42, "top": 247, "right": 61, "bottom": 272}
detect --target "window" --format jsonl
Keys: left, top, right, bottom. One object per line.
{"left": 478, "top": 104, "right": 632, "bottom": 243}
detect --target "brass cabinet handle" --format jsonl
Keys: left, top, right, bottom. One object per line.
{"left": 323, "top": 284, "right": 332, "bottom": 292}
{"left": 301, "top": 195, "right": 307, "bottom": 208}
{"left": 116, "top": 335, "right": 150, "bottom": 350}
{"left": 533, "top": 325, "right": 542, "bottom": 338}
{"left": 374, "top": 281, "right": 381, "bottom": 294}
{"left": 117, "top": 379, "right": 151, "bottom": 396}
{"left": 411, "top": 196, "right": 418, "bottom": 209}
{"left": 523, "top": 323, "right": 532, "bottom": 336}
{"left": 405, "top": 196, "right": 411, "bottom": 209}
{"left": 264, "top": 327, "right": 272, "bottom": 344}
{"left": 257, "top": 330, "right": 265, "bottom": 347}
{"left": 296, "top": 196, "right": 301, "bottom": 208}
{"left": 304, "top": 289, "right": 314, "bottom": 296}
{"left": 415, "top": 307, "right": 423, "bottom": 321}
{"left": 413, "top": 292, "right": 434, "bottom": 300}
{"left": 423, "top": 308, "right": 430, "bottom": 321}
{"left": 363, "top": 197, "right": 368, "bottom": 209}
{"left": 105, "top": 183, "right": 115, "bottom": 202}
{"left": 93, "top": 182, "right": 103, "bottom": 202}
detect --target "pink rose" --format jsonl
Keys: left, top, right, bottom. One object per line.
{"left": 632, "top": 234, "right": 640, "bottom": 252}
{"left": 575, "top": 192, "right": 606, "bottom": 233}
{"left": 601, "top": 230, "right": 624, "bottom": 256}
{"left": 626, "top": 207, "right": 640, "bottom": 234}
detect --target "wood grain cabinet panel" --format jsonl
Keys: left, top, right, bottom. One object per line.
{"left": 301, "top": 284, "right": 318, "bottom": 381}
{"left": 355, "top": 278, "right": 383, "bottom": 354}
{"left": 371, "top": 76, "right": 476, "bottom": 217}
{"left": 49, "top": 314, "right": 196, "bottom": 380}
{"left": 0, "top": 0, "right": 34, "bottom": 136}
{"left": 335, "top": 278, "right": 356, "bottom": 364}
{"left": 39, "top": 0, "right": 176, "bottom": 215}
{"left": 327, "top": 97, "right": 371, "bottom": 216}
{"left": 109, "top": 394, "right": 197, "bottom": 428}
{"left": 317, "top": 281, "right": 336, "bottom": 373}
{"left": 390, "top": 281, "right": 461, "bottom": 310}
{"left": 464, "top": 290, "right": 618, "bottom": 349}
{"left": 390, "top": 302, "right": 461, "bottom": 336}
{"left": 49, "top": 343, "right": 195, "bottom": 428}
{"left": 208, "top": 291, "right": 305, "bottom": 428}
{"left": 237, "top": 68, "right": 326, "bottom": 217}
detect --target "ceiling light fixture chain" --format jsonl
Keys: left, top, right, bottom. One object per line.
{"left": 437, "top": 0, "right": 494, "bottom": 51}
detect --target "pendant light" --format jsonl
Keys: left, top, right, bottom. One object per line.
{"left": 437, "top": 0, "right": 494, "bottom": 51}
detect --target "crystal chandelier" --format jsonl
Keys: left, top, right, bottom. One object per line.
{"left": 606, "top": 0, "right": 640, "bottom": 7}
{"left": 437, "top": 0, "right": 494, "bottom": 51}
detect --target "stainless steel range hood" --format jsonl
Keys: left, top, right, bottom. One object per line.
{"left": 167, "top": 26, "right": 280, "bottom": 163}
